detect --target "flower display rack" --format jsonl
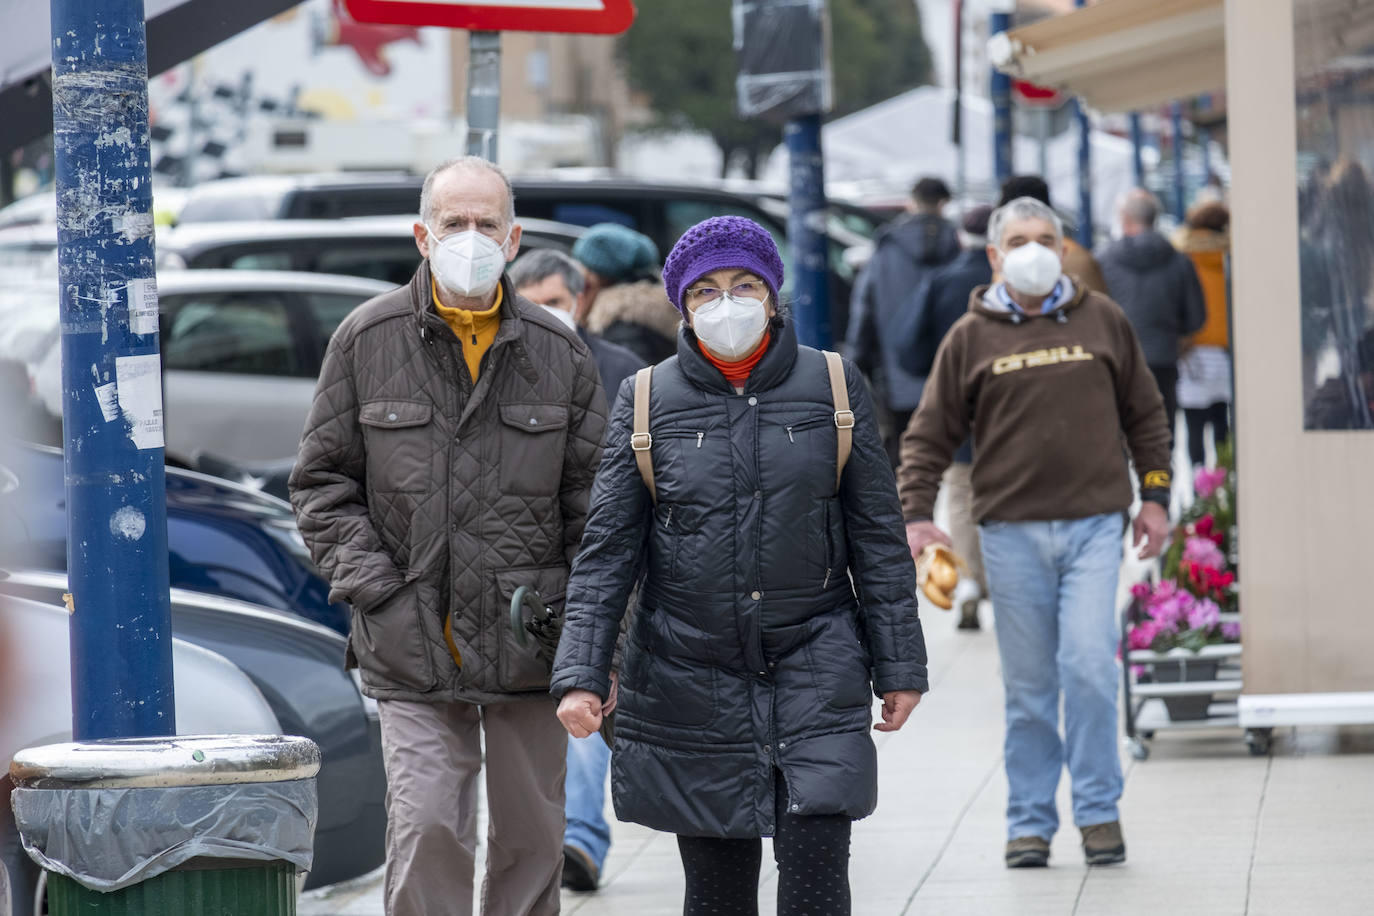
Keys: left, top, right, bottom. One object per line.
{"left": 1122, "top": 615, "right": 1270, "bottom": 759}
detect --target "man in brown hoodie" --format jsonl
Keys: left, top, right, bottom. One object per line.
{"left": 898, "top": 197, "right": 1171, "bottom": 871}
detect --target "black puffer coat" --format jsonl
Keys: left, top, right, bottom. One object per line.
{"left": 550, "top": 319, "right": 929, "bottom": 839}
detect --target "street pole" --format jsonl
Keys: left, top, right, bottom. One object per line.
{"left": 952, "top": 0, "right": 965, "bottom": 201}
{"left": 1074, "top": 0, "right": 1092, "bottom": 248}
{"left": 1171, "top": 100, "right": 1186, "bottom": 221}
{"left": 50, "top": 0, "right": 175, "bottom": 740}
{"left": 1130, "top": 112, "right": 1145, "bottom": 187}
{"left": 466, "top": 31, "right": 501, "bottom": 161}
{"left": 990, "top": 11, "right": 1013, "bottom": 186}
{"left": 785, "top": 114, "right": 831, "bottom": 349}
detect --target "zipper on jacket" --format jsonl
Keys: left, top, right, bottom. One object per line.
{"left": 696, "top": 431, "right": 704, "bottom": 448}
{"left": 662, "top": 505, "right": 674, "bottom": 530}
{"left": 786, "top": 426, "right": 795, "bottom": 443}
{"left": 822, "top": 500, "right": 836, "bottom": 589}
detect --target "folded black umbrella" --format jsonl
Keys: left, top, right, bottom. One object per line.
{"left": 511, "top": 586, "right": 614, "bottom": 746}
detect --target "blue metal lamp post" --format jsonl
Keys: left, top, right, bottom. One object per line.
{"left": 50, "top": 0, "right": 176, "bottom": 740}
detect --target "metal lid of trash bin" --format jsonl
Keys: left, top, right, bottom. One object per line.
{"left": 9, "top": 734, "right": 321, "bottom": 790}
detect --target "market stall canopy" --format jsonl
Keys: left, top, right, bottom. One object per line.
{"left": 0, "top": 0, "right": 300, "bottom": 153}
{"left": 988, "top": 0, "right": 1225, "bottom": 114}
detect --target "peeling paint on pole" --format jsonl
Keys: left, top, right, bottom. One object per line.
{"left": 51, "top": 0, "right": 175, "bottom": 740}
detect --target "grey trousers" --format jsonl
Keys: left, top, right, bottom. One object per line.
{"left": 943, "top": 461, "right": 988, "bottom": 596}
{"left": 378, "top": 696, "right": 567, "bottom": 916}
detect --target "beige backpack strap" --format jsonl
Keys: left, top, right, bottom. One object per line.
{"left": 824, "top": 351, "right": 854, "bottom": 494}
{"left": 631, "top": 366, "right": 657, "bottom": 504}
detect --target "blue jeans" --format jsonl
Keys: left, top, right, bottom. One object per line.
{"left": 979, "top": 513, "right": 1124, "bottom": 842}
{"left": 564, "top": 733, "right": 612, "bottom": 869}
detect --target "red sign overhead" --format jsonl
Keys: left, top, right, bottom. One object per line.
{"left": 1012, "top": 79, "right": 1064, "bottom": 108}
{"left": 343, "top": 0, "right": 636, "bottom": 34}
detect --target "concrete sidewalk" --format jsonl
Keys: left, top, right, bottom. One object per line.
{"left": 298, "top": 600, "right": 1374, "bottom": 916}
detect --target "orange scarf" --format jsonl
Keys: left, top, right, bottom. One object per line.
{"left": 702, "top": 331, "right": 771, "bottom": 387}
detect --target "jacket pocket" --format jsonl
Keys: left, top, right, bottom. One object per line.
{"left": 492, "top": 564, "right": 568, "bottom": 692}
{"left": 351, "top": 582, "right": 438, "bottom": 692}
{"left": 804, "top": 618, "right": 873, "bottom": 711}
{"left": 497, "top": 403, "right": 570, "bottom": 497}
{"left": 624, "top": 628, "right": 716, "bottom": 728}
{"left": 360, "top": 399, "right": 434, "bottom": 493}
{"left": 654, "top": 503, "right": 681, "bottom": 579}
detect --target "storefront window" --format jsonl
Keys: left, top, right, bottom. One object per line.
{"left": 1294, "top": 0, "right": 1374, "bottom": 430}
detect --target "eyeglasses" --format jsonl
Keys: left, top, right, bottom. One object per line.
{"left": 684, "top": 281, "right": 766, "bottom": 307}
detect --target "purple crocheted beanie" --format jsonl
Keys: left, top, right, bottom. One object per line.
{"left": 661, "top": 216, "right": 785, "bottom": 316}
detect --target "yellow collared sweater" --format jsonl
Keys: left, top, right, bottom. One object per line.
{"left": 432, "top": 280, "right": 504, "bottom": 668}
{"left": 432, "top": 279, "right": 503, "bottom": 382}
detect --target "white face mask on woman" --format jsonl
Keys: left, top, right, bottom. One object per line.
{"left": 427, "top": 226, "right": 510, "bottom": 298}
{"left": 1000, "top": 241, "right": 1062, "bottom": 297}
{"left": 692, "top": 289, "right": 770, "bottom": 360}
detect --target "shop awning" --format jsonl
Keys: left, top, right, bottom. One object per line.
{"left": 988, "top": 0, "right": 1225, "bottom": 113}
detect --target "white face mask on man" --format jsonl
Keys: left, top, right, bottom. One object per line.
{"left": 692, "top": 289, "right": 770, "bottom": 360}
{"left": 1000, "top": 241, "right": 1062, "bottom": 297}
{"left": 427, "top": 226, "right": 510, "bottom": 298}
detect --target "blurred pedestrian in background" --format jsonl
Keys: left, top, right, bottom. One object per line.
{"left": 900, "top": 197, "right": 1172, "bottom": 870}
{"left": 553, "top": 216, "right": 928, "bottom": 916}
{"left": 290, "top": 156, "right": 607, "bottom": 916}
{"left": 513, "top": 249, "right": 645, "bottom": 398}
{"left": 574, "top": 223, "right": 679, "bottom": 365}
{"left": 998, "top": 175, "right": 1109, "bottom": 296}
{"left": 896, "top": 204, "right": 995, "bottom": 630}
{"left": 1099, "top": 188, "right": 1207, "bottom": 450}
{"left": 510, "top": 247, "right": 643, "bottom": 893}
{"left": 1171, "top": 200, "right": 1233, "bottom": 468}
{"left": 847, "top": 176, "right": 960, "bottom": 464}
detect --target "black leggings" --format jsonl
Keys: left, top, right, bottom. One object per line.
{"left": 676, "top": 772, "right": 852, "bottom": 916}
{"left": 1183, "top": 402, "right": 1230, "bottom": 468}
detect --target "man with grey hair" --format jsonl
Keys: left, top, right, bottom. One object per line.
{"left": 512, "top": 249, "right": 645, "bottom": 405}
{"left": 898, "top": 196, "right": 1173, "bottom": 870}
{"left": 290, "top": 154, "right": 608, "bottom": 915}
{"left": 1098, "top": 187, "right": 1207, "bottom": 438}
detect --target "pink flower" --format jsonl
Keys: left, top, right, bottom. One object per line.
{"left": 1186, "top": 598, "right": 1221, "bottom": 632}
{"left": 1148, "top": 593, "right": 1187, "bottom": 631}
{"left": 1130, "top": 581, "right": 1153, "bottom": 601}
{"left": 1128, "top": 620, "right": 1162, "bottom": 651}
{"left": 1195, "top": 468, "right": 1228, "bottom": 500}
{"left": 1183, "top": 536, "right": 1226, "bottom": 572}
{"left": 1221, "top": 621, "right": 1241, "bottom": 641}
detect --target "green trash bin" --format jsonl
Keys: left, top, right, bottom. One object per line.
{"left": 9, "top": 735, "right": 319, "bottom": 916}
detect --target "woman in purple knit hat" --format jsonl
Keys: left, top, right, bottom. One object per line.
{"left": 550, "top": 216, "right": 928, "bottom": 915}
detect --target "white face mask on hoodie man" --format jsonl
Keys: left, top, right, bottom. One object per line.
{"left": 999, "top": 241, "right": 1063, "bottom": 298}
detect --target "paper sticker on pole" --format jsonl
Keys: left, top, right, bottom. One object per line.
{"left": 343, "top": 0, "right": 636, "bottom": 33}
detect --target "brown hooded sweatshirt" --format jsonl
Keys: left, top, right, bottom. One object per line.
{"left": 897, "top": 281, "right": 1172, "bottom": 524}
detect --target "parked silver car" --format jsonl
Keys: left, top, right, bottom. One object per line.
{"left": 157, "top": 214, "right": 584, "bottom": 287}
{"left": 0, "top": 591, "right": 281, "bottom": 916}
{"left": 0, "top": 569, "right": 386, "bottom": 895}
{"left": 2, "top": 270, "right": 397, "bottom": 464}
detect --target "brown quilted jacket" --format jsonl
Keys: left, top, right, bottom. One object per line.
{"left": 289, "top": 262, "right": 608, "bottom": 703}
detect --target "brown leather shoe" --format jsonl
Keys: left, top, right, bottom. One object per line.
{"left": 1081, "top": 820, "right": 1126, "bottom": 865}
{"left": 1005, "top": 835, "right": 1050, "bottom": 868}
{"left": 561, "top": 844, "right": 600, "bottom": 891}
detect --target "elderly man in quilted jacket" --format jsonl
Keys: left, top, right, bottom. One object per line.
{"left": 289, "top": 156, "right": 607, "bottom": 916}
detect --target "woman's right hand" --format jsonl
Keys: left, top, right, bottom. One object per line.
{"left": 557, "top": 688, "right": 604, "bottom": 739}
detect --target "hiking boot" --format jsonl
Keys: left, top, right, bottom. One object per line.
{"left": 561, "top": 844, "right": 600, "bottom": 892}
{"left": 1081, "top": 821, "right": 1126, "bottom": 865}
{"left": 957, "top": 598, "right": 982, "bottom": 630}
{"left": 1005, "top": 836, "right": 1050, "bottom": 868}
